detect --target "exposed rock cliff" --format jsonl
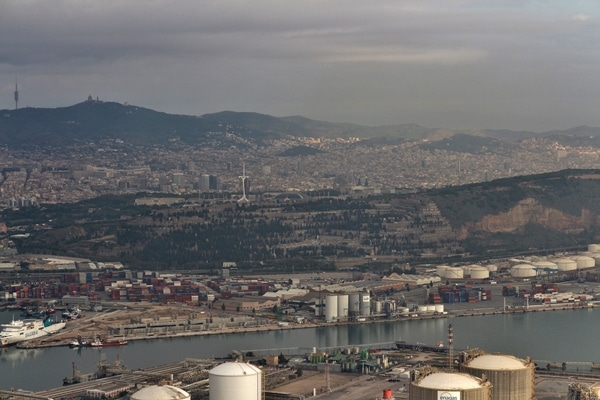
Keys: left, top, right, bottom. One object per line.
{"left": 457, "top": 198, "right": 595, "bottom": 239}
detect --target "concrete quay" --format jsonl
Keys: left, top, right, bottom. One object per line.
{"left": 16, "top": 294, "right": 598, "bottom": 350}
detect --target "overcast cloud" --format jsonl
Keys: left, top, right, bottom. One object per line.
{"left": 0, "top": 0, "right": 598, "bottom": 131}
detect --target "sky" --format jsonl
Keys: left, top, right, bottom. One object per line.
{"left": 0, "top": 0, "right": 599, "bottom": 131}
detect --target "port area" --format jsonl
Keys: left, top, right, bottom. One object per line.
{"left": 13, "top": 280, "right": 600, "bottom": 349}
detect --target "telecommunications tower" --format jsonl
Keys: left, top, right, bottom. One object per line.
{"left": 238, "top": 162, "right": 249, "bottom": 203}
{"left": 14, "top": 78, "right": 19, "bottom": 110}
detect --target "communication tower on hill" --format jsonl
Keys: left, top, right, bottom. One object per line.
{"left": 14, "top": 78, "right": 19, "bottom": 110}
{"left": 238, "top": 162, "right": 249, "bottom": 203}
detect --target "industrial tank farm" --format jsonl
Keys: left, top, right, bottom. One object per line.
{"left": 208, "top": 362, "right": 262, "bottom": 400}
{"left": 459, "top": 350, "right": 535, "bottom": 400}
{"left": 410, "top": 369, "right": 492, "bottom": 400}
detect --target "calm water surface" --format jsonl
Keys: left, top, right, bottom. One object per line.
{"left": 1, "top": 308, "right": 599, "bottom": 391}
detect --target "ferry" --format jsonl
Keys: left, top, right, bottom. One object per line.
{"left": 0, "top": 316, "right": 66, "bottom": 347}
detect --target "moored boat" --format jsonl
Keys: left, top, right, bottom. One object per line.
{"left": 89, "top": 337, "right": 128, "bottom": 347}
{"left": 395, "top": 340, "right": 448, "bottom": 353}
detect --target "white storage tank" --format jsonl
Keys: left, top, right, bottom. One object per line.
{"left": 485, "top": 264, "right": 498, "bottom": 273}
{"left": 360, "top": 293, "right": 371, "bottom": 316}
{"left": 588, "top": 244, "right": 600, "bottom": 253}
{"left": 460, "top": 353, "right": 535, "bottom": 400}
{"left": 574, "top": 255, "right": 595, "bottom": 270}
{"left": 132, "top": 385, "right": 190, "bottom": 400}
{"left": 348, "top": 293, "right": 360, "bottom": 315}
{"left": 436, "top": 265, "right": 450, "bottom": 276}
{"left": 470, "top": 266, "right": 490, "bottom": 280}
{"left": 555, "top": 258, "right": 577, "bottom": 272}
{"left": 444, "top": 267, "right": 464, "bottom": 279}
{"left": 337, "top": 294, "right": 349, "bottom": 319}
{"left": 325, "top": 295, "right": 338, "bottom": 322}
{"left": 465, "top": 264, "right": 482, "bottom": 275}
{"left": 510, "top": 264, "right": 536, "bottom": 278}
{"left": 434, "top": 304, "right": 445, "bottom": 314}
{"left": 532, "top": 260, "right": 558, "bottom": 272}
{"left": 591, "top": 253, "right": 600, "bottom": 266}
{"left": 209, "top": 362, "right": 262, "bottom": 400}
{"left": 410, "top": 371, "right": 491, "bottom": 400}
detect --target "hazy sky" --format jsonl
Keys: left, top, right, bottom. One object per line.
{"left": 1, "top": 1, "right": 599, "bottom": 131}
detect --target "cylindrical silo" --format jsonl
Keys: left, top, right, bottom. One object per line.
{"left": 337, "top": 294, "right": 349, "bottom": 319}
{"left": 349, "top": 293, "right": 360, "bottom": 316}
{"left": 460, "top": 353, "right": 535, "bottom": 400}
{"left": 209, "top": 362, "right": 262, "bottom": 400}
{"left": 385, "top": 301, "right": 396, "bottom": 313}
{"left": 410, "top": 370, "right": 491, "bottom": 400}
{"left": 132, "top": 385, "right": 190, "bottom": 400}
{"left": 325, "top": 295, "right": 338, "bottom": 322}
{"left": 373, "top": 300, "right": 383, "bottom": 314}
{"left": 360, "top": 293, "right": 370, "bottom": 316}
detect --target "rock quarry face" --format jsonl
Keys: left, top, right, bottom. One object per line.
{"left": 457, "top": 198, "right": 594, "bottom": 239}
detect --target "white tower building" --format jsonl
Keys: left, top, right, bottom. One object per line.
{"left": 238, "top": 163, "right": 249, "bottom": 203}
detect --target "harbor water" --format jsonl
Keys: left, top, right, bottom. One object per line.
{"left": 1, "top": 307, "right": 600, "bottom": 391}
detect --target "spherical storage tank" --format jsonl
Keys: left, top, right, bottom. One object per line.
{"left": 325, "top": 295, "right": 338, "bottom": 322}
{"left": 209, "top": 362, "right": 262, "bottom": 400}
{"left": 410, "top": 371, "right": 491, "bottom": 400}
{"left": 510, "top": 264, "right": 536, "bottom": 278}
{"left": 132, "top": 385, "right": 190, "bottom": 400}
{"left": 460, "top": 353, "right": 534, "bottom": 400}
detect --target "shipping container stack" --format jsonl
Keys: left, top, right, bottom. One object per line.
{"left": 437, "top": 285, "right": 491, "bottom": 304}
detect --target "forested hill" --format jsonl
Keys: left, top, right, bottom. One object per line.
{"left": 3, "top": 169, "right": 600, "bottom": 270}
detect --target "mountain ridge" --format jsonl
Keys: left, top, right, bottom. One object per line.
{"left": 2, "top": 100, "right": 599, "bottom": 149}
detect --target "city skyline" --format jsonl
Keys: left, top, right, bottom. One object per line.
{"left": 0, "top": 1, "right": 599, "bottom": 132}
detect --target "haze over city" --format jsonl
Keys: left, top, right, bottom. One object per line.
{"left": 1, "top": 0, "right": 599, "bottom": 132}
